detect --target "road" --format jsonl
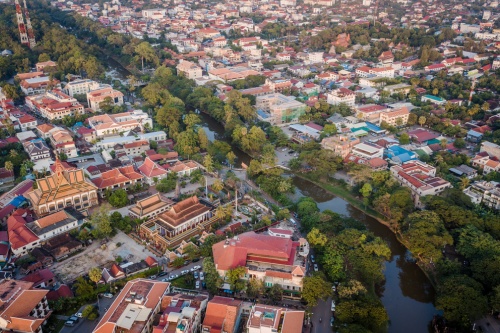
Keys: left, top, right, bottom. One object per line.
{"left": 311, "top": 297, "right": 333, "bottom": 332}
{"left": 59, "top": 294, "right": 116, "bottom": 333}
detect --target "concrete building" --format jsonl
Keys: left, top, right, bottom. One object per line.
{"left": 246, "top": 304, "right": 305, "bottom": 333}
{"left": 390, "top": 161, "right": 452, "bottom": 208}
{"left": 93, "top": 279, "right": 171, "bottom": 333}
{"left": 0, "top": 280, "right": 52, "bottom": 333}
{"left": 25, "top": 90, "right": 84, "bottom": 121}
{"left": 256, "top": 93, "right": 306, "bottom": 125}
{"left": 321, "top": 135, "right": 361, "bottom": 158}
{"left": 327, "top": 88, "right": 356, "bottom": 107}
{"left": 177, "top": 60, "right": 203, "bottom": 79}
{"left": 212, "top": 231, "right": 308, "bottom": 295}
{"left": 87, "top": 110, "right": 152, "bottom": 138}
{"left": 63, "top": 79, "right": 99, "bottom": 97}
{"left": 463, "top": 181, "right": 500, "bottom": 210}
{"left": 351, "top": 142, "right": 384, "bottom": 159}
{"left": 87, "top": 85, "right": 124, "bottom": 111}
{"left": 480, "top": 141, "right": 500, "bottom": 159}
{"left": 202, "top": 296, "right": 243, "bottom": 333}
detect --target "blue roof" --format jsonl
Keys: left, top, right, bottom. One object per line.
{"left": 467, "top": 130, "right": 483, "bottom": 137}
{"left": 257, "top": 110, "right": 269, "bottom": 119}
{"left": 10, "top": 196, "right": 26, "bottom": 208}
{"left": 398, "top": 153, "right": 414, "bottom": 163}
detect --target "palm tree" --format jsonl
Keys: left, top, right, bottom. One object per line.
{"left": 215, "top": 205, "right": 226, "bottom": 220}
{"left": 9, "top": 150, "right": 18, "bottom": 158}
{"left": 460, "top": 177, "right": 470, "bottom": 190}
{"left": 277, "top": 180, "right": 291, "bottom": 193}
{"left": 211, "top": 179, "right": 224, "bottom": 193}
{"left": 434, "top": 155, "right": 444, "bottom": 166}
{"left": 4, "top": 161, "right": 13, "bottom": 172}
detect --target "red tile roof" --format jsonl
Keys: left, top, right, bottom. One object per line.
{"left": 7, "top": 215, "right": 38, "bottom": 250}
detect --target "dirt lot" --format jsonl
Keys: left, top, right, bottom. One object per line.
{"left": 51, "top": 232, "right": 158, "bottom": 283}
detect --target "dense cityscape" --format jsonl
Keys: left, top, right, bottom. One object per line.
{"left": 0, "top": 0, "right": 498, "bottom": 332}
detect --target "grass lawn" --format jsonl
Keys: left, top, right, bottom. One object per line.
{"left": 170, "top": 274, "right": 195, "bottom": 289}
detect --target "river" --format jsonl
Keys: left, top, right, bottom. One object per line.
{"left": 290, "top": 176, "right": 438, "bottom": 333}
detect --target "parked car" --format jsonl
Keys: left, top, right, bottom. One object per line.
{"left": 310, "top": 255, "right": 315, "bottom": 263}
{"left": 161, "top": 278, "right": 168, "bottom": 282}
{"left": 158, "top": 271, "right": 168, "bottom": 277}
{"left": 330, "top": 317, "right": 334, "bottom": 327}
{"left": 64, "top": 320, "right": 75, "bottom": 327}
{"left": 181, "top": 270, "right": 189, "bottom": 275}
{"left": 69, "top": 316, "right": 79, "bottom": 323}
{"left": 194, "top": 272, "right": 199, "bottom": 279}
{"left": 102, "top": 293, "right": 113, "bottom": 298}
{"left": 149, "top": 275, "right": 157, "bottom": 279}
{"left": 331, "top": 301, "right": 336, "bottom": 311}
{"left": 192, "top": 265, "right": 201, "bottom": 270}
{"left": 199, "top": 272, "right": 204, "bottom": 281}
{"left": 196, "top": 281, "right": 200, "bottom": 289}
{"left": 313, "top": 264, "right": 318, "bottom": 272}
{"left": 75, "top": 313, "right": 83, "bottom": 318}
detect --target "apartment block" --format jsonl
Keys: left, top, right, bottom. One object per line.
{"left": 246, "top": 304, "right": 305, "bottom": 333}
{"left": 390, "top": 161, "right": 452, "bottom": 208}
{"left": 326, "top": 88, "right": 356, "bottom": 107}
{"left": 321, "top": 135, "right": 361, "bottom": 158}
{"left": 463, "top": 181, "right": 500, "bottom": 210}
{"left": 86, "top": 85, "right": 124, "bottom": 111}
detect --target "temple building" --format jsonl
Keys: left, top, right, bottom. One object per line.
{"left": 139, "top": 196, "right": 215, "bottom": 250}
{"left": 129, "top": 194, "right": 175, "bottom": 220}
{"left": 25, "top": 159, "right": 98, "bottom": 216}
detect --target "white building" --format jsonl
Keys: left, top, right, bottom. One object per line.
{"left": 176, "top": 60, "right": 203, "bottom": 80}
{"left": 87, "top": 110, "right": 153, "bottom": 138}
{"left": 464, "top": 181, "right": 500, "bottom": 210}
{"left": 87, "top": 85, "right": 124, "bottom": 112}
{"left": 64, "top": 79, "right": 99, "bottom": 97}
{"left": 327, "top": 88, "right": 356, "bottom": 107}
{"left": 351, "top": 142, "right": 384, "bottom": 159}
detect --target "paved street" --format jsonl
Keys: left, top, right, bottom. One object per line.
{"left": 59, "top": 295, "right": 116, "bottom": 333}
{"left": 311, "top": 297, "right": 333, "bottom": 333}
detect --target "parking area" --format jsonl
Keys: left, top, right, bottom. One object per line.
{"left": 51, "top": 232, "right": 158, "bottom": 283}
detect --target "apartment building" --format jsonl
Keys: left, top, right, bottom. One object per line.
{"left": 154, "top": 293, "right": 209, "bottom": 333}
{"left": 177, "top": 60, "right": 203, "bottom": 79}
{"left": 63, "top": 79, "right": 99, "bottom": 97}
{"left": 20, "top": 76, "right": 60, "bottom": 96}
{"left": 202, "top": 296, "right": 243, "bottom": 333}
{"left": 86, "top": 85, "right": 124, "bottom": 111}
{"left": 0, "top": 280, "right": 52, "bottom": 333}
{"left": 472, "top": 152, "right": 500, "bottom": 174}
{"left": 379, "top": 106, "right": 410, "bottom": 126}
{"left": 256, "top": 93, "right": 307, "bottom": 125}
{"left": 326, "top": 88, "right": 356, "bottom": 107}
{"left": 480, "top": 141, "right": 500, "bottom": 159}
{"left": 351, "top": 142, "right": 384, "bottom": 159}
{"left": 50, "top": 128, "right": 78, "bottom": 158}
{"left": 212, "top": 231, "right": 308, "bottom": 294}
{"left": 246, "top": 304, "right": 305, "bottom": 333}
{"left": 355, "top": 104, "right": 389, "bottom": 123}
{"left": 93, "top": 279, "right": 171, "bottom": 333}
{"left": 390, "top": 161, "right": 452, "bottom": 208}
{"left": 23, "top": 140, "right": 51, "bottom": 161}
{"left": 463, "top": 181, "right": 500, "bottom": 210}
{"left": 321, "top": 135, "right": 361, "bottom": 158}
{"left": 87, "top": 110, "right": 152, "bottom": 138}
{"left": 25, "top": 90, "right": 84, "bottom": 121}
{"left": 18, "top": 115, "right": 37, "bottom": 131}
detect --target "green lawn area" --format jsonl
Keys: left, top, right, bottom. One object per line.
{"left": 170, "top": 274, "right": 195, "bottom": 289}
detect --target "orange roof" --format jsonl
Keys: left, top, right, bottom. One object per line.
{"left": 7, "top": 215, "right": 39, "bottom": 250}
{"left": 158, "top": 196, "right": 209, "bottom": 227}
{"left": 138, "top": 157, "right": 167, "bottom": 178}
{"left": 36, "top": 210, "right": 68, "bottom": 228}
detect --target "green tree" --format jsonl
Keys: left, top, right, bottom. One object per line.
{"left": 436, "top": 275, "right": 488, "bottom": 328}
{"left": 267, "top": 284, "right": 283, "bottom": 303}
{"left": 302, "top": 274, "right": 332, "bottom": 307}
{"left": 203, "top": 154, "right": 214, "bottom": 173}
{"left": 2, "top": 84, "right": 19, "bottom": 100}
{"left": 226, "top": 151, "right": 236, "bottom": 166}
{"left": 135, "top": 41, "right": 159, "bottom": 71}
{"left": 211, "top": 179, "right": 224, "bottom": 193}
{"left": 198, "top": 128, "right": 209, "bottom": 150}
{"left": 307, "top": 228, "right": 328, "bottom": 248}
{"left": 246, "top": 278, "right": 264, "bottom": 298}
{"left": 453, "top": 138, "right": 466, "bottom": 148}
{"left": 108, "top": 189, "right": 129, "bottom": 207}
{"left": 82, "top": 305, "right": 98, "bottom": 320}
{"left": 360, "top": 183, "right": 373, "bottom": 208}
{"left": 74, "top": 277, "right": 94, "bottom": 300}
{"left": 418, "top": 116, "right": 427, "bottom": 127}
{"left": 203, "top": 257, "right": 223, "bottom": 294}
{"left": 4, "top": 161, "right": 13, "bottom": 172}
{"left": 89, "top": 205, "right": 113, "bottom": 239}
{"left": 89, "top": 267, "right": 102, "bottom": 286}
{"left": 226, "top": 266, "right": 246, "bottom": 292}
{"left": 172, "top": 256, "right": 185, "bottom": 268}
{"left": 399, "top": 133, "right": 410, "bottom": 144}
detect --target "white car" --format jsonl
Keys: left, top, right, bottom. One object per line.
{"left": 75, "top": 312, "right": 83, "bottom": 318}
{"left": 193, "top": 265, "right": 201, "bottom": 270}
{"left": 199, "top": 272, "right": 204, "bottom": 280}
{"left": 181, "top": 270, "right": 189, "bottom": 275}
{"left": 313, "top": 264, "right": 318, "bottom": 272}
{"left": 102, "top": 293, "right": 113, "bottom": 298}
{"left": 195, "top": 281, "right": 200, "bottom": 289}
{"left": 331, "top": 301, "right": 336, "bottom": 311}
